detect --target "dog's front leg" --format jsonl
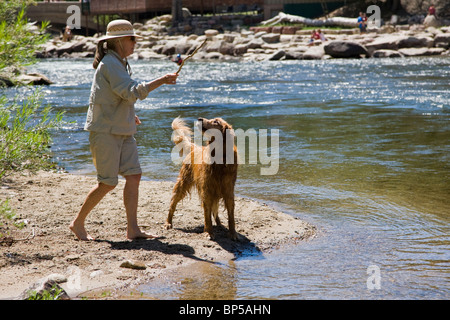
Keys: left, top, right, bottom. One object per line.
{"left": 166, "top": 187, "right": 183, "bottom": 230}
{"left": 202, "top": 201, "right": 215, "bottom": 240}
{"left": 224, "top": 195, "right": 238, "bottom": 240}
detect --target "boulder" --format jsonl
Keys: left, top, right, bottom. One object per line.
{"left": 205, "top": 29, "right": 219, "bottom": 39}
{"left": 324, "top": 41, "right": 368, "bottom": 58}
{"left": 423, "top": 15, "right": 441, "bottom": 28}
{"left": 284, "top": 50, "right": 304, "bottom": 60}
{"left": 138, "top": 50, "right": 166, "bottom": 60}
{"left": 398, "top": 47, "right": 446, "bottom": 56}
{"left": 268, "top": 50, "right": 286, "bottom": 61}
{"left": 16, "top": 73, "right": 53, "bottom": 85}
{"left": 70, "top": 38, "right": 88, "bottom": 52}
{"left": 247, "top": 38, "right": 264, "bottom": 49}
{"left": 234, "top": 43, "right": 249, "bottom": 55}
{"left": 160, "top": 40, "right": 178, "bottom": 55}
{"left": 282, "top": 26, "right": 299, "bottom": 35}
{"left": 42, "top": 43, "right": 58, "bottom": 57}
{"left": 0, "top": 74, "right": 15, "bottom": 87}
{"left": 82, "top": 41, "right": 97, "bottom": 53}
{"left": 223, "top": 33, "right": 237, "bottom": 43}
{"left": 372, "top": 49, "right": 404, "bottom": 58}
{"left": 397, "top": 36, "right": 433, "bottom": 48}
{"left": 205, "top": 39, "right": 222, "bottom": 53}
{"left": 261, "top": 33, "right": 280, "bottom": 44}
{"left": 205, "top": 52, "right": 224, "bottom": 60}
{"left": 302, "top": 45, "right": 325, "bottom": 59}
{"left": 219, "top": 41, "right": 235, "bottom": 55}
{"left": 434, "top": 33, "right": 450, "bottom": 48}
{"left": 55, "top": 41, "right": 75, "bottom": 56}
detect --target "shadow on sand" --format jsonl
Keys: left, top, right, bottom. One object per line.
{"left": 97, "top": 225, "right": 261, "bottom": 263}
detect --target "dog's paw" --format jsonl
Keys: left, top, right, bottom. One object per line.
{"left": 165, "top": 222, "right": 173, "bottom": 230}
{"left": 228, "top": 231, "right": 239, "bottom": 241}
{"left": 203, "top": 231, "right": 215, "bottom": 240}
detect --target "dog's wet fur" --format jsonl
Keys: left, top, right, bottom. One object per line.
{"left": 166, "top": 117, "right": 238, "bottom": 240}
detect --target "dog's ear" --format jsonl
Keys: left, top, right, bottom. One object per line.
{"left": 218, "top": 118, "right": 232, "bottom": 133}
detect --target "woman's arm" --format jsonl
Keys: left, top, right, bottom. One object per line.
{"left": 146, "top": 73, "right": 178, "bottom": 92}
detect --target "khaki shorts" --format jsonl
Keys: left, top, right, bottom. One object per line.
{"left": 89, "top": 132, "right": 142, "bottom": 186}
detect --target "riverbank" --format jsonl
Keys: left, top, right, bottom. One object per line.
{"left": 35, "top": 14, "right": 450, "bottom": 63}
{"left": 0, "top": 171, "right": 315, "bottom": 299}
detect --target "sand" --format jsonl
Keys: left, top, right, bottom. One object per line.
{"left": 0, "top": 171, "right": 315, "bottom": 299}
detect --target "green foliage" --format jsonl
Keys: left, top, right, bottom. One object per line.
{"left": 1, "top": 199, "right": 18, "bottom": 241}
{"left": 0, "top": 89, "right": 64, "bottom": 180}
{"left": 26, "top": 284, "right": 65, "bottom": 300}
{"left": 0, "top": 1, "right": 50, "bottom": 70}
{"left": 0, "top": 199, "right": 24, "bottom": 229}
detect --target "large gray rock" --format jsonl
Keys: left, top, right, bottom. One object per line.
{"left": 423, "top": 14, "right": 441, "bottom": 27}
{"left": 434, "top": 33, "right": 450, "bottom": 48}
{"left": 234, "top": 43, "right": 249, "bottom": 55}
{"left": 398, "top": 47, "right": 446, "bottom": 56}
{"left": 219, "top": 41, "right": 235, "bottom": 55}
{"left": 261, "top": 33, "right": 280, "bottom": 44}
{"left": 268, "top": 50, "right": 285, "bottom": 61}
{"left": 16, "top": 73, "right": 53, "bottom": 85}
{"left": 397, "top": 36, "right": 434, "bottom": 48}
{"left": 364, "top": 35, "right": 405, "bottom": 52}
{"left": 324, "top": 41, "right": 368, "bottom": 58}
{"left": 302, "top": 45, "right": 325, "bottom": 60}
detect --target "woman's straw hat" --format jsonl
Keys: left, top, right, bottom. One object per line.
{"left": 101, "top": 19, "right": 141, "bottom": 40}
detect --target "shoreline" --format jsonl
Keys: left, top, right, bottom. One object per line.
{"left": 36, "top": 17, "right": 450, "bottom": 63}
{"left": 0, "top": 171, "right": 315, "bottom": 299}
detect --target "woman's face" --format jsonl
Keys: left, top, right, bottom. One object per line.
{"left": 118, "top": 36, "right": 136, "bottom": 58}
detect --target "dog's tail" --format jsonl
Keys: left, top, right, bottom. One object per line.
{"left": 171, "top": 116, "right": 192, "bottom": 149}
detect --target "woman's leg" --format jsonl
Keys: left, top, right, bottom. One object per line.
{"left": 70, "top": 182, "right": 115, "bottom": 240}
{"left": 124, "top": 174, "right": 157, "bottom": 239}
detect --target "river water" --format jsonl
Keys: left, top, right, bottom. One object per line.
{"left": 8, "top": 56, "right": 449, "bottom": 299}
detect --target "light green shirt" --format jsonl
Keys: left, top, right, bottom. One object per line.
{"left": 84, "top": 50, "right": 150, "bottom": 135}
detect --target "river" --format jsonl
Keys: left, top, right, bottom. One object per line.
{"left": 8, "top": 56, "right": 449, "bottom": 299}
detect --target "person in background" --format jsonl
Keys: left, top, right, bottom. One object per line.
{"left": 357, "top": 12, "right": 367, "bottom": 34}
{"left": 63, "top": 25, "right": 72, "bottom": 42}
{"left": 428, "top": 5, "right": 436, "bottom": 17}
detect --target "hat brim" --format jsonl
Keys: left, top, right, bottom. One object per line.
{"left": 99, "top": 33, "right": 143, "bottom": 41}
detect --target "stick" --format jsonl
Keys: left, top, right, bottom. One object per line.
{"left": 176, "top": 39, "right": 207, "bottom": 75}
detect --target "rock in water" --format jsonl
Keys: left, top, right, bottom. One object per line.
{"left": 324, "top": 41, "right": 368, "bottom": 58}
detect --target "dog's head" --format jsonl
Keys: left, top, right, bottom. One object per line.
{"left": 197, "top": 117, "right": 235, "bottom": 147}
{"left": 197, "top": 117, "right": 232, "bottom": 134}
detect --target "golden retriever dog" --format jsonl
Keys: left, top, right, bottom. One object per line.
{"left": 166, "top": 117, "right": 238, "bottom": 240}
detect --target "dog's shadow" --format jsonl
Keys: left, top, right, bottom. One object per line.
{"left": 98, "top": 237, "right": 207, "bottom": 263}
{"left": 179, "top": 225, "right": 262, "bottom": 260}
{"left": 96, "top": 228, "right": 261, "bottom": 263}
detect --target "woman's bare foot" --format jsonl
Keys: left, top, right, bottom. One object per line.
{"left": 69, "top": 221, "right": 94, "bottom": 241}
{"left": 127, "top": 228, "right": 158, "bottom": 240}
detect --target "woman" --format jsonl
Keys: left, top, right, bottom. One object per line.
{"left": 70, "top": 19, "right": 178, "bottom": 241}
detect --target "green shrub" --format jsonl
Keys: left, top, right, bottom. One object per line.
{"left": 0, "top": 1, "right": 49, "bottom": 70}
{"left": 0, "top": 89, "right": 64, "bottom": 180}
